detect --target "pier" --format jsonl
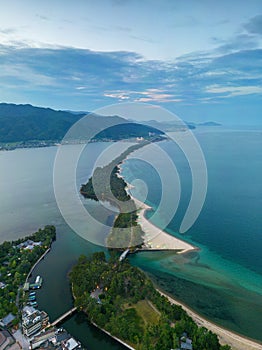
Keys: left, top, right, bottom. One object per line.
{"left": 50, "top": 307, "right": 77, "bottom": 327}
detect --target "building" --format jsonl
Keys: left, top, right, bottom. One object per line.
{"left": 180, "top": 333, "right": 193, "bottom": 350}
{"left": 61, "top": 337, "right": 80, "bottom": 350}
{"left": 0, "top": 330, "right": 20, "bottom": 350}
{"left": 17, "top": 240, "right": 42, "bottom": 251}
{"left": 0, "top": 281, "right": 6, "bottom": 289}
{"left": 90, "top": 286, "right": 103, "bottom": 304}
{"left": 22, "top": 307, "right": 49, "bottom": 337}
{"left": 0, "top": 313, "right": 16, "bottom": 328}
{"left": 30, "top": 329, "right": 56, "bottom": 349}
{"left": 31, "top": 329, "right": 83, "bottom": 350}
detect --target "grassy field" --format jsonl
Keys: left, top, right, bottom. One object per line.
{"left": 124, "top": 299, "right": 160, "bottom": 326}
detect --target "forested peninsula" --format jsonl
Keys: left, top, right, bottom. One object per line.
{"left": 70, "top": 252, "right": 231, "bottom": 350}
{"left": 80, "top": 142, "right": 152, "bottom": 249}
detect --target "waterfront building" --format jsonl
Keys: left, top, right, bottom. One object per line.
{"left": 30, "top": 329, "right": 56, "bottom": 349}
{"left": 22, "top": 307, "right": 49, "bottom": 337}
{"left": 29, "top": 329, "right": 83, "bottom": 350}
{"left": 61, "top": 337, "right": 81, "bottom": 350}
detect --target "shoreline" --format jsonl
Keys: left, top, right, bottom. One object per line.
{"left": 25, "top": 248, "right": 51, "bottom": 283}
{"left": 157, "top": 288, "right": 262, "bottom": 350}
{"left": 117, "top": 166, "right": 262, "bottom": 349}
{"left": 92, "top": 322, "right": 135, "bottom": 350}
{"left": 132, "top": 194, "right": 197, "bottom": 254}
{"left": 117, "top": 164, "right": 197, "bottom": 254}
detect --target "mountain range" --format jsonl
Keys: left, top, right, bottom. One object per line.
{"left": 0, "top": 103, "right": 163, "bottom": 144}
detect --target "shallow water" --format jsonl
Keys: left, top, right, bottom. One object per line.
{"left": 0, "top": 129, "right": 261, "bottom": 343}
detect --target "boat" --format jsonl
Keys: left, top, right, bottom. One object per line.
{"left": 27, "top": 301, "right": 38, "bottom": 307}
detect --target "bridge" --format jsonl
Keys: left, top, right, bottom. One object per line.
{"left": 50, "top": 307, "right": 77, "bottom": 327}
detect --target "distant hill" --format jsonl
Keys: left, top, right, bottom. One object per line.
{"left": 198, "top": 121, "right": 221, "bottom": 126}
{"left": 135, "top": 119, "right": 196, "bottom": 132}
{"left": 0, "top": 103, "right": 163, "bottom": 144}
{"left": 144, "top": 119, "right": 222, "bottom": 131}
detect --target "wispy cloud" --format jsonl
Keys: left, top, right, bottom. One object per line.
{"left": 104, "top": 88, "right": 182, "bottom": 103}
{"left": 206, "top": 85, "right": 262, "bottom": 97}
{"left": 0, "top": 27, "right": 261, "bottom": 123}
{"left": 0, "top": 27, "right": 17, "bottom": 35}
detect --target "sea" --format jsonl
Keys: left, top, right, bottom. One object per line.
{"left": 0, "top": 126, "right": 261, "bottom": 347}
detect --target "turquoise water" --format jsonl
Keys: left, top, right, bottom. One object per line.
{"left": 0, "top": 129, "right": 261, "bottom": 343}
{"left": 121, "top": 128, "right": 262, "bottom": 340}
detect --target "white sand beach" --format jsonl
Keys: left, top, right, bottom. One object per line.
{"left": 157, "top": 289, "right": 262, "bottom": 350}
{"left": 117, "top": 170, "right": 262, "bottom": 350}
{"left": 133, "top": 195, "right": 196, "bottom": 253}
{"left": 117, "top": 166, "right": 196, "bottom": 253}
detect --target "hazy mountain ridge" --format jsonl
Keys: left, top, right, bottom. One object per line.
{"left": 143, "top": 119, "right": 221, "bottom": 132}
{"left": 0, "top": 103, "right": 163, "bottom": 144}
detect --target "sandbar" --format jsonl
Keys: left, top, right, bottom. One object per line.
{"left": 120, "top": 175, "right": 196, "bottom": 253}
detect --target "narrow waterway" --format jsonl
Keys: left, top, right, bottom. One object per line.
{"left": 1, "top": 130, "right": 261, "bottom": 345}
{"left": 30, "top": 224, "right": 127, "bottom": 350}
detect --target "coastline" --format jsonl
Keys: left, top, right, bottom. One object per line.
{"left": 25, "top": 248, "right": 51, "bottom": 283}
{"left": 92, "top": 322, "right": 135, "bottom": 350}
{"left": 132, "top": 194, "right": 197, "bottom": 254}
{"left": 117, "top": 164, "right": 197, "bottom": 254}
{"left": 117, "top": 166, "right": 262, "bottom": 349}
{"left": 157, "top": 288, "right": 262, "bottom": 350}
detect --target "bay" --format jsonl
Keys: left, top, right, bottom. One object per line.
{"left": 0, "top": 129, "right": 261, "bottom": 343}
{"left": 0, "top": 143, "right": 128, "bottom": 349}
{"left": 121, "top": 128, "right": 262, "bottom": 340}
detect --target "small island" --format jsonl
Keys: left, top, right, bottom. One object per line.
{"left": 70, "top": 251, "right": 231, "bottom": 350}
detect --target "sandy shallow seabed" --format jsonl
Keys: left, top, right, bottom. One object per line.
{"left": 157, "top": 289, "right": 262, "bottom": 350}
{"left": 122, "top": 178, "right": 262, "bottom": 349}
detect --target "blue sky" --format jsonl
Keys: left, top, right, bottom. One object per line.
{"left": 0, "top": 0, "right": 262, "bottom": 124}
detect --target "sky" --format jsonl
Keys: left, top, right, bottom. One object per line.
{"left": 0, "top": 0, "right": 262, "bottom": 124}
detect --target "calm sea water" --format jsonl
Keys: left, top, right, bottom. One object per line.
{"left": 122, "top": 128, "right": 262, "bottom": 340}
{"left": 0, "top": 128, "right": 261, "bottom": 343}
{"left": 0, "top": 143, "right": 128, "bottom": 350}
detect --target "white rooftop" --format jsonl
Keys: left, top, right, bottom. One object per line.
{"left": 65, "top": 337, "right": 78, "bottom": 350}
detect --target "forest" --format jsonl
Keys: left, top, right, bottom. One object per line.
{"left": 80, "top": 143, "right": 151, "bottom": 249}
{"left": 70, "top": 252, "right": 231, "bottom": 350}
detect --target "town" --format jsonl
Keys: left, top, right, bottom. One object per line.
{"left": 0, "top": 227, "right": 84, "bottom": 350}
